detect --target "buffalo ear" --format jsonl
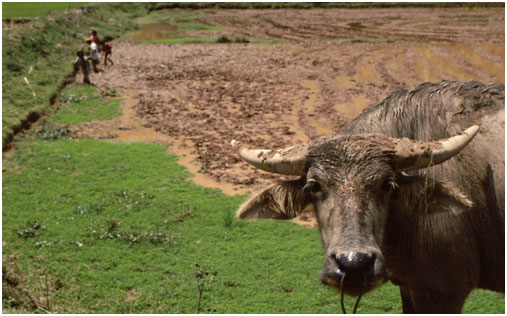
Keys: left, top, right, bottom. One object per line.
{"left": 237, "top": 177, "right": 310, "bottom": 220}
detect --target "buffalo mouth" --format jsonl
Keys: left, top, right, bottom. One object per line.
{"left": 320, "top": 269, "right": 388, "bottom": 297}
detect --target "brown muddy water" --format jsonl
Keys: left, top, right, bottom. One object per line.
{"left": 130, "top": 23, "right": 178, "bottom": 42}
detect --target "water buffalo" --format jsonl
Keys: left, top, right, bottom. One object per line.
{"left": 232, "top": 81, "right": 504, "bottom": 313}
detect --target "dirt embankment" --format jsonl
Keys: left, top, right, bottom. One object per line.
{"left": 66, "top": 8, "right": 504, "bottom": 198}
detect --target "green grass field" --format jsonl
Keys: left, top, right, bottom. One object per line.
{"left": 49, "top": 85, "right": 122, "bottom": 125}
{"left": 2, "top": 132, "right": 401, "bottom": 314}
{"left": 2, "top": 2, "right": 86, "bottom": 19}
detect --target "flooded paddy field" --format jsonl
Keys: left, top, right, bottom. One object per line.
{"left": 70, "top": 7, "right": 504, "bottom": 197}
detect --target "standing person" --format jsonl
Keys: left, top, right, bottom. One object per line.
{"left": 90, "top": 29, "right": 101, "bottom": 51}
{"left": 73, "top": 50, "right": 91, "bottom": 84}
{"left": 86, "top": 37, "right": 100, "bottom": 73}
{"left": 101, "top": 36, "right": 113, "bottom": 66}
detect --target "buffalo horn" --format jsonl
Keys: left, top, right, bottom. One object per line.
{"left": 231, "top": 140, "right": 308, "bottom": 175}
{"left": 392, "top": 125, "right": 480, "bottom": 171}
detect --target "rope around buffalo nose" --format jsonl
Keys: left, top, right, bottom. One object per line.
{"left": 340, "top": 273, "right": 363, "bottom": 314}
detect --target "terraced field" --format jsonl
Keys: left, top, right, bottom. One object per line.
{"left": 69, "top": 7, "right": 504, "bottom": 200}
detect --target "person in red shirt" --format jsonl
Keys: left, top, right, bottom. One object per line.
{"left": 101, "top": 36, "right": 114, "bottom": 66}
{"left": 90, "top": 29, "right": 101, "bottom": 51}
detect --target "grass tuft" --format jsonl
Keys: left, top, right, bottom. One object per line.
{"left": 50, "top": 84, "right": 122, "bottom": 125}
{"left": 217, "top": 35, "right": 251, "bottom": 44}
{"left": 217, "top": 35, "right": 231, "bottom": 43}
{"left": 35, "top": 127, "right": 74, "bottom": 140}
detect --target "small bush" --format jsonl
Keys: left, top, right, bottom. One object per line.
{"left": 216, "top": 35, "right": 231, "bottom": 43}
{"left": 6, "top": 62, "right": 23, "bottom": 73}
{"left": 17, "top": 221, "right": 45, "bottom": 239}
{"left": 35, "top": 127, "right": 74, "bottom": 140}
{"left": 217, "top": 35, "right": 250, "bottom": 44}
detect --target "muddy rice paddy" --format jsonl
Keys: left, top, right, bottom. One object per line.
{"left": 68, "top": 8, "right": 505, "bottom": 201}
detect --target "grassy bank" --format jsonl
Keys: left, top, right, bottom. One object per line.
{"left": 2, "top": 3, "right": 86, "bottom": 19}
{"left": 2, "top": 3, "right": 148, "bottom": 149}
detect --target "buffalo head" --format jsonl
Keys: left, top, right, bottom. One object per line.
{"left": 231, "top": 125, "right": 479, "bottom": 297}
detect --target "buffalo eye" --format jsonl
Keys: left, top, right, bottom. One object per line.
{"left": 304, "top": 179, "right": 322, "bottom": 196}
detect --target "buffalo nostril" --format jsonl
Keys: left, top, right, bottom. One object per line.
{"left": 333, "top": 251, "right": 374, "bottom": 273}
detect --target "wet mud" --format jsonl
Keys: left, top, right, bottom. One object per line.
{"left": 65, "top": 8, "right": 504, "bottom": 203}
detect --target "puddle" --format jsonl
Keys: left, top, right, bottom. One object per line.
{"left": 413, "top": 45, "right": 475, "bottom": 82}
{"left": 130, "top": 23, "right": 177, "bottom": 42}
{"left": 439, "top": 43, "right": 505, "bottom": 83}
{"left": 354, "top": 56, "right": 380, "bottom": 84}
{"left": 301, "top": 80, "right": 335, "bottom": 136}
{"left": 335, "top": 95, "right": 371, "bottom": 121}
{"left": 410, "top": 45, "right": 443, "bottom": 83}
{"left": 335, "top": 76, "right": 356, "bottom": 89}
{"left": 286, "top": 93, "right": 311, "bottom": 144}
{"left": 480, "top": 44, "right": 505, "bottom": 59}
{"left": 385, "top": 51, "right": 418, "bottom": 86}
